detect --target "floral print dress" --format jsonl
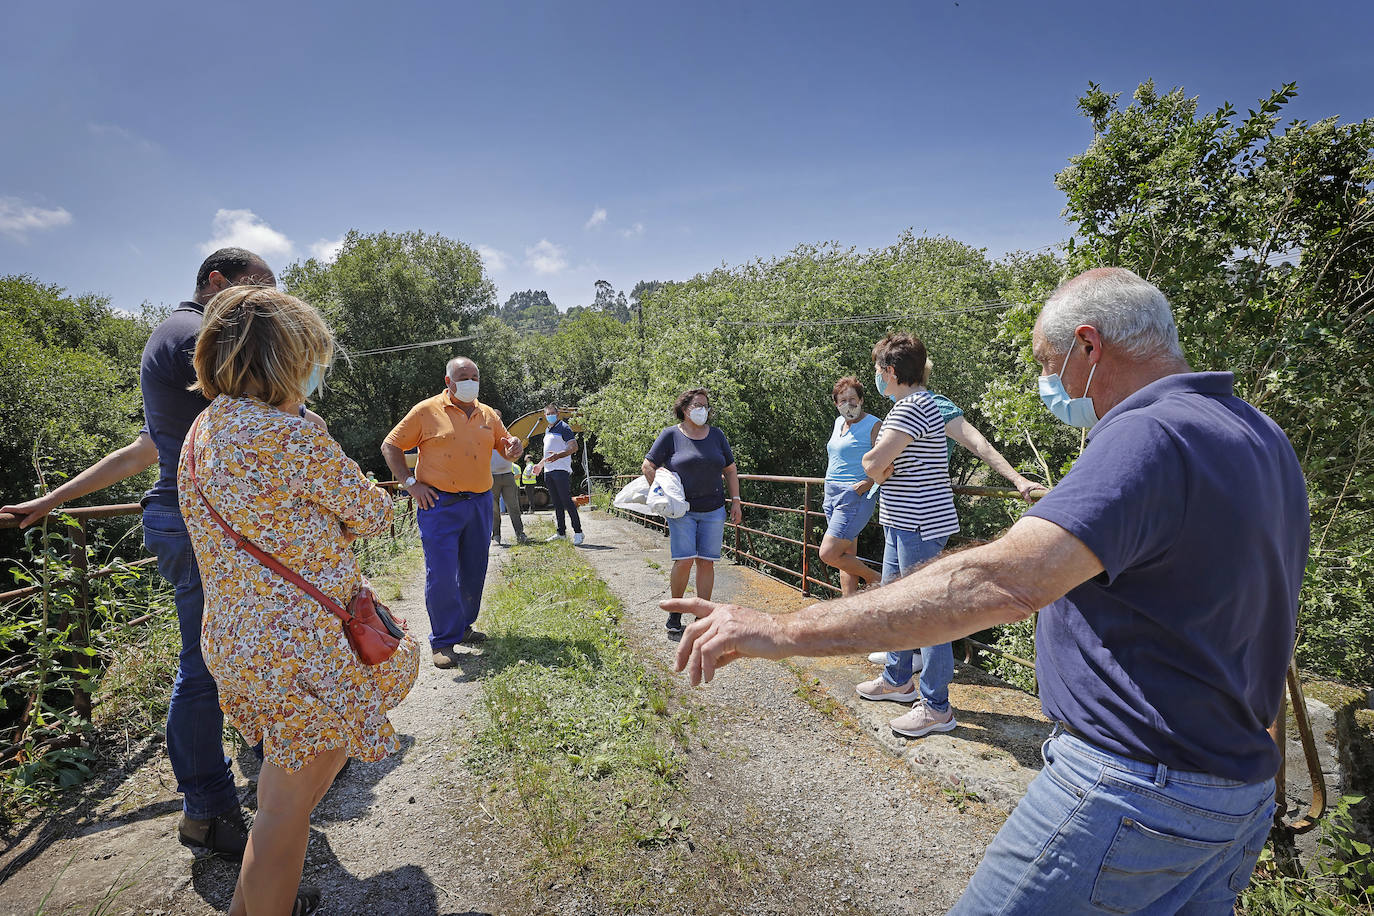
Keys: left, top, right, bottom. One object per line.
{"left": 179, "top": 395, "right": 419, "bottom": 772}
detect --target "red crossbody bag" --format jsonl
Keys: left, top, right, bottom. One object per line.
{"left": 185, "top": 413, "right": 406, "bottom": 666}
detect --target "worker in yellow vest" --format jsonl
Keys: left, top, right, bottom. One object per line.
{"left": 519, "top": 457, "right": 539, "bottom": 511}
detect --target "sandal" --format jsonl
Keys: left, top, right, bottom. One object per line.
{"left": 292, "top": 886, "right": 322, "bottom": 915}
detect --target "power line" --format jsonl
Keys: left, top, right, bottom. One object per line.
{"left": 348, "top": 335, "right": 477, "bottom": 358}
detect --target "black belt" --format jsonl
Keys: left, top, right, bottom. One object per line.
{"left": 1057, "top": 722, "right": 1161, "bottom": 767}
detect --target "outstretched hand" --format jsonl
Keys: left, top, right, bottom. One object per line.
{"left": 666, "top": 597, "right": 786, "bottom": 685}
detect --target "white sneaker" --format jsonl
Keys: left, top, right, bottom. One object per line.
{"left": 572, "top": 532, "right": 585, "bottom": 546}
{"left": 867, "top": 651, "right": 923, "bottom": 672}
{"left": 545, "top": 533, "right": 566, "bottom": 542}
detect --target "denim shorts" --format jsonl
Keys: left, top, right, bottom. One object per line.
{"left": 667, "top": 506, "right": 727, "bottom": 561}
{"left": 822, "top": 480, "right": 877, "bottom": 542}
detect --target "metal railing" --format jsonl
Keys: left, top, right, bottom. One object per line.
{"left": 0, "top": 481, "right": 414, "bottom": 766}
{"left": 605, "top": 469, "right": 1327, "bottom": 831}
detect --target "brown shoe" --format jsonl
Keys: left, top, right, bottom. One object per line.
{"left": 432, "top": 646, "right": 461, "bottom": 668}
{"left": 178, "top": 807, "right": 250, "bottom": 859}
{"left": 461, "top": 627, "right": 488, "bottom": 645}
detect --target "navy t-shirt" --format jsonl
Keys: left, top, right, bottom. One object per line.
{"left": 1027, "top": 372, "right": 1308, "bottom": 782}
{"left": 645, "top": 426, "right": 736, "bottom": 513}
{"left": 140, "top": 302, "right": 210, "bottom": 509}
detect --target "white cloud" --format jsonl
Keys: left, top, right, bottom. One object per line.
{"left": 619, "top": 222, "right": 646, "bottom": 239}
{"left": 0, "top": 197, "right": 73, "bottom": 239}
{"left": 525, "top": 239, "right": 568, "bottom": 275}
{"left": 87, "top": 122, "right": 158, "bottom": 152}
{"left": 199, "top": 209, "right": 294, "bottom": 261}
{"left": 478, "top": 244, "right": 510, "bottom": 272}
{"left": 584, "top": 207, "right": 607, "bottom": 230}
{"left": 309, "top": 236, "right": 345, "bottom": 263}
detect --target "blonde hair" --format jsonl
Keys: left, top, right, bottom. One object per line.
{"left": 923, "top": 358, "right": 934, "bottom": 385}
{"left": 193, "top": 286, "right": 334, "bottom": 405}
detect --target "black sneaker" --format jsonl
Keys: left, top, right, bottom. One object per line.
{"left": 665, "top": 614, "right": 685, "bottom": 641}
{"left": 178, "top": 807, "right": 250, "bottom": 859}
{"left": 292, "top": 885, "right": 322, "bottom": 915}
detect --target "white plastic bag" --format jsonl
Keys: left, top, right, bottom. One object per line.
{"left": 646, "top": 468, "right": 689, "bottom": 519}
{"left": 612, "top": 476, "right": 654, "bottom": 515}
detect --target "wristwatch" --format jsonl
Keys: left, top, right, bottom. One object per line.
{"left": 404, "top": 476, "right": 417, "bottom": 489}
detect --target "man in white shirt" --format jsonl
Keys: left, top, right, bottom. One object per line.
{"left": 535, "top": 404, "right": 584, "bottom": 545}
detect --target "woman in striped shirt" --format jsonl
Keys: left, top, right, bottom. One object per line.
{"left": 855, "top": 332, "right": 964, "bottom": 739}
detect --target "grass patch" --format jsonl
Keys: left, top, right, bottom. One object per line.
{"left": 465, "top": 539, "right": 724, "bottom": 908}
{"left": 90, "top": 613, "right": 179, "bottom": 751}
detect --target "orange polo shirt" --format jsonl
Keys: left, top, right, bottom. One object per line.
{"left": 384, "top": 392, "right": 512, "bottom": 494}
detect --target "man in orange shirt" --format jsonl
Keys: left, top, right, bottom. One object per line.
{"left": 382, "top": 357, "right": 523, "bottom": 668}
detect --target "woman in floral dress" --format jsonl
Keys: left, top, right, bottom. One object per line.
{"left": 180, "top": 285, "right": 418, "bottom": 916}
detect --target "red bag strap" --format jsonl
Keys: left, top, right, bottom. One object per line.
{"left": 185, "top": 413, "right": 350, "bottom": 621}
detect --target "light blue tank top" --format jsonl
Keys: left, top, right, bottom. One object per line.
{"left": 825, "top": 413, "right": 881, "bottom": 484}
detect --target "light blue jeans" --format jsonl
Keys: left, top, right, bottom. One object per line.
{"left": 949, "top": 727, "right": 1274, "bottom": 914}
{"left": 880, "top": 525, "right": 952, "bottom": 712}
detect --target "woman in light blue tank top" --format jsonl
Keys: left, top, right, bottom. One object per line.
{"left": 818, "top": 376, "right": 882, "bottom": 596}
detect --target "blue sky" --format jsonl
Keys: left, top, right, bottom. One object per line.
{"left": 2, "top": 0, "right": 1370, "bottom": 315}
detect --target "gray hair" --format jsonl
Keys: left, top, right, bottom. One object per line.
{"left": 1040, "top": 268, "right": 1183, "bottom": 360}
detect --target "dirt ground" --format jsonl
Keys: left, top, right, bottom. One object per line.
{"left": 0, "top": 509, "right": 1036, "bottom": 915}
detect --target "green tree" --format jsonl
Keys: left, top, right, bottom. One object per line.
{"left": 0, "top": 276, "right": 152, "bottom": 509}
{"left": 499, "top": 289, "right": 559, "bottom": 331}
{"left": 281, "top": 230, "right": 496, "bottom": 471}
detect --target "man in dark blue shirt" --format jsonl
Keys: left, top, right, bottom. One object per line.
{"left": 668, "top": 268, "right": 1308, "bottom": 914}
{"left": 2, "top": 248, "right": 293, "bottom": 860}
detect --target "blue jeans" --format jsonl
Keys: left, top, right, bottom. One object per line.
{"left": 880, "top": 525, "right": 953, "bottom": 712}
{"left": 667, "top": 506, "right": 727, "bottom": 561}
{"left": 142, "top": 507, "right": 239, "bottom": 820}
{"left": 950, "top": 728, "right": 1274, "bottom": 915}
{"left": 417, "top": 490, "right": 493, "bottom": 648}
{"left": 544, "top": 469, "right": 582, "bottom": 536}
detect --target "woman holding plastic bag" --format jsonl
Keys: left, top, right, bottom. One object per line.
{"left": 642, "top": 388, "right": 742, "bottom": 639}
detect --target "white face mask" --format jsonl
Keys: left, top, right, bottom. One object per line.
{"left": 687, "top": 406, "right": 709, "bottom": 426}
{"left": 450, "top": 379, "right": 480, "bottom": 402}
{"left": 837, "top": 402, "right": 862, "bottom": 421}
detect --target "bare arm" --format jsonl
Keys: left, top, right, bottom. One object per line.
{"left": 861, "top": 427, "right": 912, "bottom": 483}
{"left": 723, "top": 462, "right": 742, "bottom": 525}
{"left": 670, "top": 516, "right": 1104, "bottom": 684}
{"left": 945, "top": 416, "right": 1041, "bottom": 500}
{"left": 382, "top": 442, "right": 436, "bottom": 510}
{"left": 2, "top": 432, "right": 158, "bottom": 528}
{"left": 641, "top": 458, "right": 657, "bottom": 484}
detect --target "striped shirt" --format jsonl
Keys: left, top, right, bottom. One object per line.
{"left": 877, "top": 390, "right": 959, "bottom": 539}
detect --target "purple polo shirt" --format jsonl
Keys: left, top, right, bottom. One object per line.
{"left": 1026, "top": 372, "right": 1308, "bottom": 782}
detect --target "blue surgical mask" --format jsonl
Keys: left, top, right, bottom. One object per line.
{"left": 874, "top": 367, "right": 893, "bottom": 401}
{"left": 1038, "top": 340, "right": 1098, "bottom": 428}
{"left": 545, "top": 413, "right": 558, "bottom": 426}
{"left": 305, "top": 363, "right": 327, "bottom": 397}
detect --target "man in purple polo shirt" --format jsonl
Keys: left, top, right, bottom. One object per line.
{"left": 666, "top": 268, "right": 1309, "bottom": 913}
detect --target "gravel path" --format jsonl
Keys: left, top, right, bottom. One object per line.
{"left": 573, "top": 511, "right": 1004, "bottom": 914}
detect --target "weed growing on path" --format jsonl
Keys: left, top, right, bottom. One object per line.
{"left": 466, "top": 539, "right": 703, "bottom": 904}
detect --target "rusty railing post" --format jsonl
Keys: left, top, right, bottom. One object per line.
{"left": 66, "top": 517, "right": 92, "bottom": 720}
{"left": 800, "top": 482, "right": 811, "bottom": 596}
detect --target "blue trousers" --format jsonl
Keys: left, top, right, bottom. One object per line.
{"left": 880, "top": 525, "right": 954, "bottom": 712}
{"left": 143, "top": 506, "right": 239, "bottom": 820}
{"left": 950, "top": 728, "right": 1274, "bottom": 914}
{"left": 544, "top": 469, "right": 582, "bottom": 535}
{"left": 417, "top": 490, "right": 493, "bottom": 648}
